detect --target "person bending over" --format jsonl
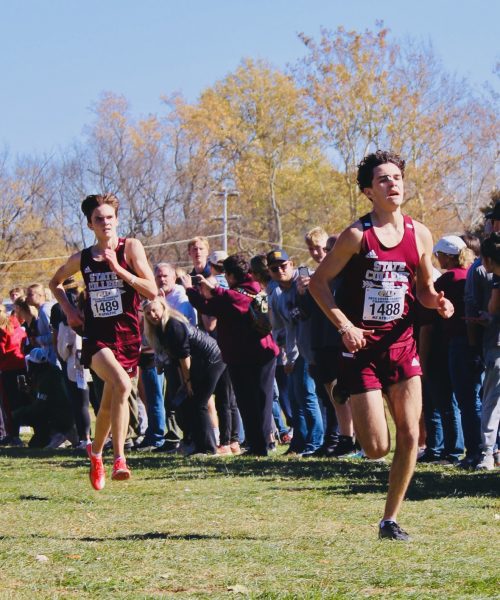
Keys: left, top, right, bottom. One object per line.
{"left": 143, "top": 297, "right": 226, "bottom": 456}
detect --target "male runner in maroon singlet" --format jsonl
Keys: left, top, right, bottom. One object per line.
{"left": 49, "top": 194, "right": 157, "bottom": 490}
{"left": 309, "top": 151, "right": 454, "bottom": 541}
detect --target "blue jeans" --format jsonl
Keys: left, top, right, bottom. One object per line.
{"left": 448, "top": 336, "right": 482, "bottom": 458}
{"left": 425, "top": 359, "right": 464, "bottom": 460}
{"left": 275, "top": 364, "right": 293, "bottom": 427}
{"left": 272, "top": 379, "right": 289, "bottom": 436}
{"left": 141, "top": 367, "right": 166, "bottom": 446}
{"left": 481, "top": 346, "right": 500, "bottom": 453}
{"left": 288, "top": 356, "right": 324, "bottom": 453}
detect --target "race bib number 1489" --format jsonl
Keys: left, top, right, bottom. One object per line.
{"left": 90, "top": 289, "right": 123, "bottom": 318}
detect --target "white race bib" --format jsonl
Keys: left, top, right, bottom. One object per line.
{"left": 90, "top": 288, "right": 123, "bottom": 318}
{"left": 76, "top": 366, "right": 88, "bottom": 390}
{"left": 362, "top": 287, "right": 405, "bottom": 322}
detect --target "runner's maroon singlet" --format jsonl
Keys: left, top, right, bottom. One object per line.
{"left": 80, "top": 238, "right": 140, "bottom": 345}
{"left": 336, "top": 213, "right": 420, "bottom": 349}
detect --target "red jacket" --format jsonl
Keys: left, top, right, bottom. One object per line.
{"left": 187, "top": 275, "right": 278, "bottom": 365}
{"left": 0, "top": 316, "right": 27, "bottom": 371}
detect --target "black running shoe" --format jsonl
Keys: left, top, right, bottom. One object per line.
{"left": 378, "top": 521, "right": 410, "bottom": 541}
{"left": 153, "top": 440, "right": 180, "bottom": 453}
{"left": 332, "top": 436, "right": 356, "bottom": 457}
{"left": 311, "top": 444, "right": 337, "bottom": 457}
{"left": 417, "top": 450, "right": 441, "bottom": 463}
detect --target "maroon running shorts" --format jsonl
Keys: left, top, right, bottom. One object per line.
{"left": 81, "top": 338, "right": 141, "bottom": 377}
{"left": 338, "top": 338, "right": 422, "bottom": 395}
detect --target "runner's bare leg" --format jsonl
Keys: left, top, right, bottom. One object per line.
{"left": 91, "top": 348, "right": 132, "bottom": 459}
{"left": 383, "top": 376, "right": 421, "bottom": 521}
{"left": 349, "top": 390, "right": 390, "bottom": 458}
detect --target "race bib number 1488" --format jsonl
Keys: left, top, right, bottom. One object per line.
{"left": 362, "top": 287, "right": 404, "bottom": 322}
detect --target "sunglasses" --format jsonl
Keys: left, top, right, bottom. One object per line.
{"left": 269, "top": 262, "right": 289, "bottom": 273}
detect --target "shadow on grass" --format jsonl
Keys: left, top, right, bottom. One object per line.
{"left": 0, "top": 531, "right": 260, "bottom": 542}
{"left": 2, "top": 447, "right": 498, "bottom": 501}
{"left": 80, "top": 531, "right": 261, "bottom": 542}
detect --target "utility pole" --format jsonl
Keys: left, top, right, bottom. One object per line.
{"left": 211, "top": 189, "right": 240, "bottom": 252}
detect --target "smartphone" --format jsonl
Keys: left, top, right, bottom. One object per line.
{"left": 17, "top": 374, "right": 27, "bottom": 390}
{"left": 298, "top": 266, "right": 310, "bottom": 277}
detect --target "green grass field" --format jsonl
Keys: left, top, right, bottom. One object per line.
{"left": 0, "top": 447, "right": 498, "bottom": 599}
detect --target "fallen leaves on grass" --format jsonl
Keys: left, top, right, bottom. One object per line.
{"left": 227, "top": 584, "right": 249, "bottom": 594}
{"left": 35, "top": 554, "right": 49, "bottom": 562}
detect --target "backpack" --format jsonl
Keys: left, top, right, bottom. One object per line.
{"left": 235, "top": 288, "right": 272, "bottom": 337}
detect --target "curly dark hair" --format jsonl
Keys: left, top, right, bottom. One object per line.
{"left": 357, "top": 150, "right": 406, "bottom": 192}
{"left": 480, "top": 232, "right": 500, "bottom": 264}
{"left": 223, "top": 253, "right": 250, "bottom": 284}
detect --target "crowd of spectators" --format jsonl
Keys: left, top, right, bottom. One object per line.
{"left": 1, "top": 214, "right": 499, "bottom": 471}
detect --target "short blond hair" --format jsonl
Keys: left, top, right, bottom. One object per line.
{"left": 458, "top": 247, "right": 475, "bottom": 269}
{"left": 9, "top": 286, "right": 24, "bottom": 297}
{"left": 305, "top": 226, "right": 328, "bottom": 246}
{"left": 27, "top": 283, "right": 46, "bottom": 301}
{"left": 187, "top": 236, "right": 209, "bottom": 252}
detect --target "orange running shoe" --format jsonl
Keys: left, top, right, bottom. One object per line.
{"left": 112, "top": 456, "right": 131, "bottom": 481}
{"left": 216, "top": 444, "right": 232, "bottom": 456}
{"left": 87, "top": 443, "right": 105, "bottom": 491}
{"left": 229, "top": 441, "right": 242, "bottom": 456}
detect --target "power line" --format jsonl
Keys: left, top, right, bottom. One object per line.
{"left": 228, "top": 232, "right": 306, "bottom": 252}
{"left": 145, "top": 233, "right": 223, "bottom": 250}
{"left": 0, "top": 231, "right": 307, "bottom": 266}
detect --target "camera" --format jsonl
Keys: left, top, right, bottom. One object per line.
{"left": 298, "top": 266, "right": 311, "bottom": 278}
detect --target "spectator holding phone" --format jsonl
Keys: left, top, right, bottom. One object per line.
{"left": 186, "top": 239, "right": 242, "bottom": 455}
{"left": 182, "top": 254, "right": 278, "bottom": 456}
{"left": 268, "top": 249, "right": 324, "bottom": 456}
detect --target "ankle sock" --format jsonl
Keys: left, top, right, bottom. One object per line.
{"left": 380, "top": 519, "right": 396, "bottom": 528}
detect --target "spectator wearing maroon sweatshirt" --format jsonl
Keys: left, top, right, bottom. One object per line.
{"left": 182, "top": 253, "right": 279, "bottom": 456}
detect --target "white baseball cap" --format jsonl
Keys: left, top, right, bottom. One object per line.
{"left": 208, "top": 250, "right": 228, "bottom": 266}
{"left": 26, "top": 348, "right": 49, "bottom": 364}
{"left": 433, "top": 235, "right": 466, "bottom": 256}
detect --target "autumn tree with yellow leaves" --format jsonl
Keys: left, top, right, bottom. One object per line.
{"left": 0, "top": 153, "right": 68, "bottom": 294}
{"left": 296, "top": 24, "right": 498, "bottom": 234}
{"left": 179, "top": 58, "right": 345, "bottom": 251}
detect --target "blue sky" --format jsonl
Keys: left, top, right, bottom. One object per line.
{"left": 1, "top": 0, "right": 498, "bottom": 158}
